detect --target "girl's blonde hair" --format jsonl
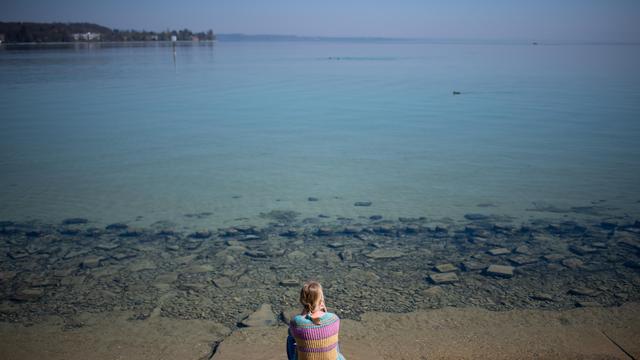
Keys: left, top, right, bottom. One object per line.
{"left": 300, "top": 281, "right": 325, "bottom": 324}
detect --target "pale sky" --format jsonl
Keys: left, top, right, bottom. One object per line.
{"left": 1, "top": 0, "right": 639, "bottom": 42}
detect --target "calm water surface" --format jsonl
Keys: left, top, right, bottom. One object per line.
{"left": 1, "top": 41, "right": 639, "bottom": 228}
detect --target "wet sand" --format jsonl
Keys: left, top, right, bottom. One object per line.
{"left": 1, "top": 303, "right": 638, "bottom": 360}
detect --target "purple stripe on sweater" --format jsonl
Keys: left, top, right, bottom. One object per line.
{"left": 290, "top": 319, "right": 340, "bottom": 340}
{"left": 297, "top": 343, "right": 338, "bottom": 353}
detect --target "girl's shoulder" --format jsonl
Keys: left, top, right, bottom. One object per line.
{"left": 291, "top": 312, "right": 339, "bottom": 327}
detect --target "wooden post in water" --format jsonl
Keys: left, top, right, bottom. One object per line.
{"left": 171, "top": 35, "right": 177, "bottom": 68}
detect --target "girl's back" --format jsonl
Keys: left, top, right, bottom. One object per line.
{"left": 288, "top": 312, "right": 345, "bottom": 360}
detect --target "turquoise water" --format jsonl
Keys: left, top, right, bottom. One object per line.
{"left": 1, "top": 41, "right": 639, "bottom": 227}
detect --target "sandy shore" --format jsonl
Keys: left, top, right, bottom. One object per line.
{"left": 1, "top": 303, "right": 639, "bottom": 360}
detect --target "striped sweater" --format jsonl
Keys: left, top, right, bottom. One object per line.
{"left": 287, "top": 312, "right": 346, "bottom": 360}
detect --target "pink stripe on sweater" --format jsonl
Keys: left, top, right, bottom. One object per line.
{"left": 291, "top": 319, "right": 340, "bottom": 340}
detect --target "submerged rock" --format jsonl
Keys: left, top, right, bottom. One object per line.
{"left": 165, "top": 244, "right": 180, "bottom": 251}
{"left": 562, "top": 258, "right": 584, "bottom": 269}
{"left": 422, "top": 286, "right": 445, "bottom": 297}
{"left": 462, "top": 261, "right": 486, "bottom": 272}
{"left": 508, "top": 256, "right": 538, "bottom": 266}
{"left": 80, "top": 256, "right": 104, "bottom": 269}
{"left": 434, "top": 263, "right": 458, "bottom": 273}
{"left": 184, "top": 264, "right": 215, "bottom": 273}
{"left": 287, "top": 250, "right": 308, "bottom": 260}
{"left": 105, "top": 223, "right": 128, "bottom": 231}
{"left": 485, "top": 265, "right": 514, "bottom": 278}
{"left": 282, "top": 307, "right": 301, "bottom": 325}
{"left": 213, "top": 277, "right": 235, "bottom": 289}
{"left": 354, "top": 201, "right": 372, "bottom": 207}
{"left": 119, "top": 228, "right": 143, "bottom": 237}
{"left": 95, "top": 242, "right": 120, "bottom": 251}
{"left": 488, "top": 248, "right": 510, "bottom": 256}
{"left": 279, "top": 279, "right": 299, "bottom": 287}
{"left": 62, "top": 218, "right": 89, "bottom": 225}
{"left": 568, "top": 287, "right": 598, "bottom": 297}
{"left": 464, "top": 213, "right": 489, "bottom": 221}
{"left": 240, "top": 304, "right": 277, "bottom": 327}
{"left": 569, "top": 245, "right": 597, "bottom": 256}
{"left": 11, "top": 288, "right": 44, "bottom": 302}
{"left": 127, "top": 260, "right": 157, "bottom": 272}
{"left": 531, "top": 293, "right": 554, "bottom": 302}
{"left": 316, "top": 227, "right": 333, "bottom": 236}
{"left": 244, "top": 250, "right": 267, "bottom": 258}
{"left": 366, "top": 249, "right": 405, "bottom": 259}
{"left": 189, "top": 230, "right": 212, "bottom": 239}
{"left": 428, "top": 272, "right": 459, "bottom": 284}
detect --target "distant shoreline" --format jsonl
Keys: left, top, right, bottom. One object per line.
{"left": 1, "top": 21, "right": 639, "bottom": 46}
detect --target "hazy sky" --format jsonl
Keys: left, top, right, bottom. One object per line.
{"left": 2, "top": 0, "right": 639, "bottom": 41}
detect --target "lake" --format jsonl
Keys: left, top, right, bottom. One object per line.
{"left": 1, "top": 40, "right": 639, "bottom": 228}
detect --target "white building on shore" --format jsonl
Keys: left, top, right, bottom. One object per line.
{"left": 72, "top": 32, "right": 101, "bottom": 41}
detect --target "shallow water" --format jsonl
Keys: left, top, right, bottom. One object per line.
{"left": 1, "top": 41, "right": 640, "bottom": 228}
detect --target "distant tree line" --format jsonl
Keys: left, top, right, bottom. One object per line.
{"left": 0, "top": 22, "right": 215, "bottom": 43}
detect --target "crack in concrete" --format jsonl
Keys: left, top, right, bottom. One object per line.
{"left": 602, "top": 330, "right": 636, "bottom": 360}
{"left": 202, "top": 340, "right": 221, "bottom": 360}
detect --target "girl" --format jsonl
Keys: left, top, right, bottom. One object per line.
{"left": 287, "top": 281, "right": 346, "bottom": 360}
